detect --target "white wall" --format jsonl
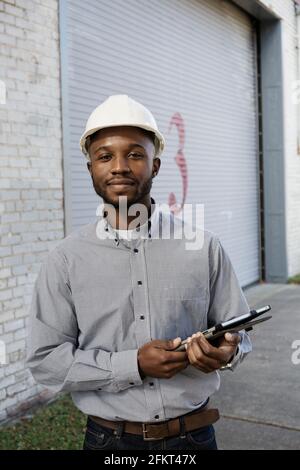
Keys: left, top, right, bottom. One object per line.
{"left": 259, "top": 0, "right": 300, "bottom": 277}
{"left": 0, "top": 0, "right": 63, "bottom": 422}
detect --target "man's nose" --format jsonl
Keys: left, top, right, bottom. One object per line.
{"left": 110, "top": 156, "right": 131, "bottom": 174}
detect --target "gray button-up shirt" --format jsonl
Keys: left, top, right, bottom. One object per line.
{"left": 26, "top": 200, "right": 252, "bottom": 423}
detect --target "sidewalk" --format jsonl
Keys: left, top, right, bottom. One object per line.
{"left": 213, "top": 283, "right": 300, "bottom": 450}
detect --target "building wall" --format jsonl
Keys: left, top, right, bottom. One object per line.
{"left": 0, "top": 0, "right": 299, "bottom": 424}
{"left": 0, "top": 0, "right": 63, "bottom": 422}
{"left": 260, "top": 0, "right": 300, "bottom": 277}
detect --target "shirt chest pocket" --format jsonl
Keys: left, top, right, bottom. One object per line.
{"left": 155, "top": 286, "right": 208, "bottom": 341}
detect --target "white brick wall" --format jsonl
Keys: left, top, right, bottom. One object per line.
{"left": 0, "top": 0, "right": 64, "bottom": 423}
{"left": 259, "top": 0, "right": 300, "bottom": 277}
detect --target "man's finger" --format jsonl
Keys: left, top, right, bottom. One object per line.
{"left": 164, "top": 351, "right": 188, "bottom": 363}
{"left": 186, "top": 346, "right": 214, "bottom": 373}
{"left": 169, "top": 360, "right": 190, "bottom": 372}
{"left": 154, "top": 338, "right": 182, "bottom": 351}
{"left": 186, "top": 343, "right": 198, "bottom": 366}
{"left": 195, "top": 334, "right": 228, "bottom": 361}
{"left": 164, "top": 360, "right": 190, "bottom": 378}
{"left": 224, "top": 332, "right": 241, "bottom": 345}
{"left": 189, "top": 340, "right": 222, "bottom": 370}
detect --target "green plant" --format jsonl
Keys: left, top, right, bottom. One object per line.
{"left": 0, "top": 394, "right": 86, "bottom": 450}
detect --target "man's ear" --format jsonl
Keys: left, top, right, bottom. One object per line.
{"left": 87, "top": 161, "right": 92, "bottom": 175}
{"left": 152, "top": 157, "right": 161, "bottom": 177}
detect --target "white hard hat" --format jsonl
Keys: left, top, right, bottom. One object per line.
{"left": 80, "top": 94, "right": 165, "bottom": 159}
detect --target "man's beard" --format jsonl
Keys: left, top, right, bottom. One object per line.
{"left": 91, "top": 175, "right": 153, "bottom": 209}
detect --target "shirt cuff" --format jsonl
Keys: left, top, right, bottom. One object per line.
{"left": 220, "top": 330, "right": 252, "bottom": 371}
{"left": 111, "top": 349, "right": 143, "bottom": 391}
{"left": 228, "top": 344, "right": 243, "bottom": 370}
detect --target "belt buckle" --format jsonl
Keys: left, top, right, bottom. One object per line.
{"left": 142, "top": 423, "right": 162, "bottom": 441}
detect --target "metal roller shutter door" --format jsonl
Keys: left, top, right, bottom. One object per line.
{"left": 60, "top": 0, "right": 260, "bottom": 287}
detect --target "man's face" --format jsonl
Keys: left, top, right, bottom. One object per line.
{"left": 87, "top": 126, "right": 161, "bottom": 208}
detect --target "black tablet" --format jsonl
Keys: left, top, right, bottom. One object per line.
{"left": 175, "top": 305, "right": 272, "bottom": 351}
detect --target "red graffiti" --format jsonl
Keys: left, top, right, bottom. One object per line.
{"left": 167, "top": 113, "right": 188, "bottom": 214}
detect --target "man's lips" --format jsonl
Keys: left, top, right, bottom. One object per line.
{"left": 108, "top": 179, "right": 135, "bottom": 186}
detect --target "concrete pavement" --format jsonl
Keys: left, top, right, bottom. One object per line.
{"left": 213, "top": 283, "right": 300, "bottom": 450}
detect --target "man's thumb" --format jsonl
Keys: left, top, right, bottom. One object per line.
{"left": 166, "top": 337, "right": 181, "bottom": 350}
{"left": 224, "top": 332, "right": 241, "bottom": 345}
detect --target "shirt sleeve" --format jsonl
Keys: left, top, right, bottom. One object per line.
{"left": 207, "top": 235, "right": 252, "bottom": 368}
{"left": 25, "top": 249, "right": 143, "bottom": 393}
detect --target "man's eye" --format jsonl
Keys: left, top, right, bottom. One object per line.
{"left": 129, "top": 153, "right": 143, "bottom": 158}
{"left": 98, "top": 154, "right": 111, "bottom": 160}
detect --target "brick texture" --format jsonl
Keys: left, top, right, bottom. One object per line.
{"left": 0, "top": 0, "right": 63, "bottom": 423}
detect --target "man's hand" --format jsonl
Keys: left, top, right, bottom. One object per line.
{"left": 186, "top": 332, "right": 241, "bottom": 373}
{"left": 138, "top": 338, "right": 189, "bottom": 379}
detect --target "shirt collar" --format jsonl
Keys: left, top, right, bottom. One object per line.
{"left": 96, "top": 197, "right": 160, "bottom": 244}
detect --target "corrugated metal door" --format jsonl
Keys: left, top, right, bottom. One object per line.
{"left": 60, "top": 0, "right": 260, "bottom": 287}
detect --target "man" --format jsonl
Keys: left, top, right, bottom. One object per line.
{"left": 26, "top": 95, "right": 252, "bottom": 450}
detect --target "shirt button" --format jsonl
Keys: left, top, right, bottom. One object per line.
{"left": 133, "top": 248, "right": 139, "bottom": 253}
{"left": 129, "top": 382, "right": 134, "bottom": 385}
{"left": 149, "top": 382, "right": 154, "bottom": 387}
{"left": 155, "top": 415, "right": 159, "bottom": 420}
{"left": 98, "top": 388, "right": 102, "bottom": 390}
{"left": 140, "top": 315, "right": 145, "bottom": 320}
{"left": 137, "top": 280, "right": 142, "bottom": 285}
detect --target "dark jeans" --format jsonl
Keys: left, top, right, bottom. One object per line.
{"left": 83, "top": 416, "right": 218, "bottom": 450}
